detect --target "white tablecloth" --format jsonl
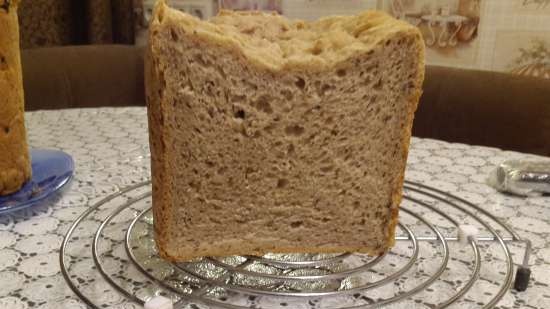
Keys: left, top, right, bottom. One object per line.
{"left": 0, "top": 107, "right": 549, "bottom": 309}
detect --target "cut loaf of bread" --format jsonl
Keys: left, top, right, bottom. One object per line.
{"left": 146, "top": 1, "right": 425, "bottom": 261}
{"left": 0, "top": 0, "right": 32, "bottom": 196}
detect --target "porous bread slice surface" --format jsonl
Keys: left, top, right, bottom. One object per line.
{"left": 147, "top": 1, "right": 425, "bottom": 261}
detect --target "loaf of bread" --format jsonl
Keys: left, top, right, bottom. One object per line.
{"left": 0, "top": 0, "right": 32, "bottom": 195}
{"left": 146, "top": 1, "right": 425, "bottom": 261}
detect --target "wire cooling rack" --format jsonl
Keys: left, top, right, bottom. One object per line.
{"left": 60, "top": 180, "right": 532, "bottom": 309}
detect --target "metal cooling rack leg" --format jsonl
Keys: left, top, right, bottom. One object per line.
{"left": 514, "top": 239, "right": 532, "bottom": 292}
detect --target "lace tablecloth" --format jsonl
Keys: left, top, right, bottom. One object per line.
{"left": 0, "top": 107, "right": 549, "bottom": 309}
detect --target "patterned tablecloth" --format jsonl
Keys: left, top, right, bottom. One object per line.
{"left": 0, "top": 107, "right": 549, "bottom": 309}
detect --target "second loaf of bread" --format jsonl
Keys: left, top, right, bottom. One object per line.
{"left": 0, "top": 0, "right": 32, "bottom": 195}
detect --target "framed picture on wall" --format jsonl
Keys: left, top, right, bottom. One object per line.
{"left": 492, "top": 31, "right": 550, "bottom": 80}
{"left": 380, "top": 0, "right": 482, "bottom": 68}
{"left": 513, "top": 0, "right": 550, "bottom": 13}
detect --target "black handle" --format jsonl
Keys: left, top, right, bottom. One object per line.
{"left": 514, "top": 266, "right": 531, "bottom": 292}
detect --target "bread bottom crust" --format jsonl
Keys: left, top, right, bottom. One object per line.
{"left": 157, "top": 241, "right": 388, "bottom": 262}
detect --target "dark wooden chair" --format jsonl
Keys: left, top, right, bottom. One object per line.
{"left": 21, "top": 45, "right": 145, "bottom": 110}
{"left": 414, "top": 66, "right": 550, "bottom": 156}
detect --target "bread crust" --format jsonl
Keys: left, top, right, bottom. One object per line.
{"left": 0, "top": 0, "right": 31, "bottom": 196}
{"left": 153, "top": 1, "right": 421, "bottom": 73}
{"left": 146, "top": 0, "right": 170, "bottom": 259}
{"left": 387, "top": 35, "right": 425, "bottom": 248}
{"left": 147, "top": 1, "right": 425, "bottom": 261}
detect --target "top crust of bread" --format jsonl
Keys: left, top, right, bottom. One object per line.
{"left": 150, "top": 0, "right": 423, "bottom": 72}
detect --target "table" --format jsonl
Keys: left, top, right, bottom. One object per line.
{"left": 0, "top": 107, "right": 549, "bottom": 309}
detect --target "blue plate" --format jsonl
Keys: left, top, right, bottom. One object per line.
{"left": 0, "top": 149, "right": 74, "bottom": 214}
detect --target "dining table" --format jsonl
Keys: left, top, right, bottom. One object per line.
{"left": 0, "top": 107, "right": 549, "bottom": 309}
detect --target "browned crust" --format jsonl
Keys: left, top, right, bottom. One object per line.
{"left": 157, "top": 1, "right": 420, "bottom": 73}
{"left": 386, "top": 29, "right": 425, "bottom": 247}
{"left": 146, "top": 0, "right": 172, "bottom": 260}
{"left": 0, "top": 0, "right": 31, "bottom": 196}
{"left": 161, "top": 244, "right": 387, "bottom": 263}
{"left": 147, "top": 2, "right": 426, "bottom": 261}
